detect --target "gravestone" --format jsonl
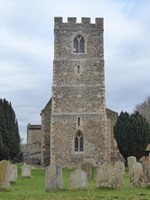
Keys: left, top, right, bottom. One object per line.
{"left": 22, "top": 163, "right": 31, "bottom": 177}
{"left": 70, "top": 168, "right": 87, "bottom": 189}
{"left": 81, "top": 162, "right": 93, "bottom": 180}
{"left": 114, "top": 161, "right": 125, "bottom": 175}
{"left": 142, "top": 161, "right": 150, "bottom": 185}
{"left": 96, "top": 162, "right": 114, "bottom": 188}
{"left": 46, "top": 162, "right": 63, "bottom": 190}
{"left": 127, "top": 156, "right": 136, "bottom": 171}
{"left": 114, "top": 166, "right": 124, "bottom": 188}
{"left": 129, "top": 162, "right": 145, "bottom": 187}
{"left": 10, "top": 164, "right": 18, "bottom": 183}
{"left": 96, "top": 162, "right": 123, "bottom": 188}
{"left": 56, "top": 164, "right": 63, "bottom": 189}
{"left": 0, "top": 160, "right": 10, "bottom": 189}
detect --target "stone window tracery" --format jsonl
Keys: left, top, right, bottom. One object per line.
{"left": 75, "top": 130, "right": 83, "bottom": 152}
{"left": 73, "top": 35, "right": 85, "bottom": 53}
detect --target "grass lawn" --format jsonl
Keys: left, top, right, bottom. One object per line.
{"left": 0, "top": 164, "right": 150, "bottom": 200}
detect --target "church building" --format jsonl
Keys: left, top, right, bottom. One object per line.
{"left": 41, "top": 17, "right": 123, "bottom": 167}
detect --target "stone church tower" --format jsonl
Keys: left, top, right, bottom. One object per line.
{"left": 41, "top": 17, "right": 123, "bottom": 167}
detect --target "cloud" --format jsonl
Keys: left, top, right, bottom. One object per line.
{"left": 0, "top": 30, "right": 52, "bottom": 60}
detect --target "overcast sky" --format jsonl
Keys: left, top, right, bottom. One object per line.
{"left": 0, "top": 0, "right": 150, "bottom": 143}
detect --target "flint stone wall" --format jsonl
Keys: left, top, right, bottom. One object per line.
{"left": 41, "top": 99, "right": 51, "bottom": 166}
{"left": 41, "top": 17, "right": 124, "bottom": 167}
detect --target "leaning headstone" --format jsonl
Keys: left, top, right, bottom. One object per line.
{"left": 46, "top": 162, "right": 63, "bottom": 190}
{"left": 10, "top": 164, "right": 18, "bottom": 183}
{"left": 114, "top": 161, "right": 125, "bottom": 175}
{"left": 142, "top": 161, "right": 150, "bottom": 185}
{"left": 96, "top": 162, "right": 115, "bottom": 188}
{"left": 127, "top": 156, "right": 136, "bottom": 171}
{"left": 21, "top": 163, "right": 31, "bottom": 178}
{"left": 70, "top": 168, "right": 87, "bottom": 189}
{"left": 81, "top": 162, "right": 93, "bottom": 180}
{"left": 0, "top": 160, "right": 10, "bottom": 189}
{"left": 129, "top": 162, "right": 145, "bottom": 187}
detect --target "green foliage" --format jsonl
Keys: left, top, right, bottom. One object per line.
{"left": 114, "top": 111, "right": 150, "bottom": 161}
{"left": 0, "top": 98, "right": 20, "bottom": 160}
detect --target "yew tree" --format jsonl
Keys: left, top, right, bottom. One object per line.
{"left": 114, "top": 111, "right": 150, "bottom": 161}
{"left": 0, "top": 98, "right": 20, "bottom": 160}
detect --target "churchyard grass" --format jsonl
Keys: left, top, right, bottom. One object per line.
{"left": 0, "top": 164, "right": 150, "bottom": 200}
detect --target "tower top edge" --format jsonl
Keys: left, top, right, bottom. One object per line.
{"left": 54, "top": 17, "right": 103, "bottom": 26}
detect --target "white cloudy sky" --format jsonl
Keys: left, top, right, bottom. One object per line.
{"left": 0, "top": 0, "right": 150, "bottom": 143}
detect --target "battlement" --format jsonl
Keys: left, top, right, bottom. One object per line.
{"left": 54, "top": 17, "right": 103, "bottom": 28}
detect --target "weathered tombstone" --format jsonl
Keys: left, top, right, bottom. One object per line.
{"left": 70, "top": 168, "right": 88, "bottom": 189}
{"left": 81, "top": 162, "right": 93, "bottom": 180}
{"left": 114, "top": 166, "right": 124, "bottom": 188}
{"left": 10, "top": 164, "right": 18, "bottom": 183}
{"left": 0, "top": 160, "right": 10, "bottom": 189}
{"left": 21, "top": 163, "right": 31, "bottom": 178}
{"left": 114, "top": 161, "right": 125, "bottom": 175}
{"left": 129, "top": 162, "right": 145, "bottom": 187}
{"left": 96, "top": 162, "right": 123, "bottom": 189}
{"left": 142, "top": 161, "right": 150, "bottom": 185}
{"left": 127, "top": 156, "right": 136, "bottom": 171}
{"left": 56, "top": 164, "right": 63, "bottom": 189}
{"left": 96, "top": 162, "right": 115, "bottom": 188}
{"left": 46, "top": 162, "right": 63, "bottom": 190}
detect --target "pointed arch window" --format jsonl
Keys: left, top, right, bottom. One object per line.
{"left": 75, "top": 130, "right": 83, "bottom": 152}
{"left": 73, "top": 35, "right": 85, "bottom": 53}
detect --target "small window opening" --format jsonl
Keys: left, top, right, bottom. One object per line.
{"left": 78, "top": 117, "right": 80, "bottom": 126}
{"left": 77, "top": 65, "right": 80, "bottom": 73}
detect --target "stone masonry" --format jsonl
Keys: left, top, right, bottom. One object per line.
{"left": 41, "top": 99, "right": 51, "bottom": 166}
{"left": 27, "top": 124, "right": 41, "bottom": 144}
{"left": 41, "top": 17, "right": 124, "bottom": 167}
{"left": 22, "top": 124, "right": 42, "bottom": 164}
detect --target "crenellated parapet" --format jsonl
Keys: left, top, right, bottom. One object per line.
{"left": 54, "top": 17, "right": 103, "bottom": 30}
